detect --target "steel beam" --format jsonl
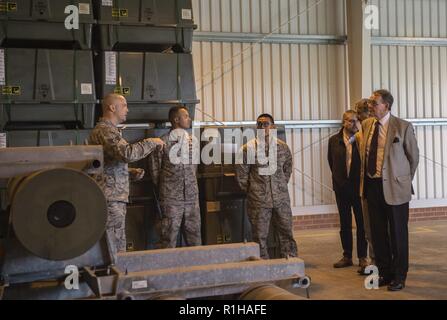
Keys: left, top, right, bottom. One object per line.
{"left": 116, "top": 243, "right": 260, "bottom": 272}
{"left": 372, "top": 37, "right": 447, "bottom": 47}
{"left": 193, "top": 32, "right": 346, "bottom": 45}
{"left": 114, "top": 258, "right": 305, "bottom": 299}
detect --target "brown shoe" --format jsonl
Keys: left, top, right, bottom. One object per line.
{"left": 357, "top": 258, "right": 369, "bottom": 274}
{"left": 333, "top": 257, "right": 353, "bottom": 268}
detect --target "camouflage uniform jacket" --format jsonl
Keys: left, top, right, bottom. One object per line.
{"left": 236, "top": 138, "right": 293, "bottom": 208}
{"left": 89, "top": 118, "right": 158, "bottom": 202}
{"left": 148, "top": 129, "right": 199, "bottom": 205}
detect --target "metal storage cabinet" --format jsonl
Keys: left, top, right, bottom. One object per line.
{"left": 0, "top": 0, "right": 94, "bottom": 49}
{"left": 0, "top": 104, "right": 95, "bottom": 130}
{"left": 98, "top": 51, "right": 197, "bottom": 103}
{"left": 0, "top": 48, "right": 96, "bottom": 103}
{"left": 94, "top": 0, "right": 195, "bottom": 52}
{"left": 6, "top": 129, "right": 91, "bottom": 147}
{"left": 0, "top": 48, "right": 97, "bottom": 129}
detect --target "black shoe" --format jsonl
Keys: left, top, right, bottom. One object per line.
{"left": 357, "top": 258, "right": 369, "bottom": 275}
{"left": 388, "top": 280, "right": 406, "bottom": 291}
{"left": 379, "top": 276, "right": 392, "bottom": 287}
{"left": 333, "top": 257, "right": 353, "bottom": 268}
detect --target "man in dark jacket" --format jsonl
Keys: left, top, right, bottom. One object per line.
{"left": 328, "top": 110, "right": 368, "bottom": 270}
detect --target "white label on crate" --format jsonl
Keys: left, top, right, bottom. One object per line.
{"left": 78, "top": 3, "right": 90, "bottom": 15}
{"left": 102, "top": 0, "right": 113, "bottom": 6}
{"left": 105, "top": 52, "right": 117, "bottom": 85}
{"left": 0, "top": 49, "right": 5, "bottom": 86}
{"left": 81, "top": 83, "right": 93, "bottom": 95}
{"left": 131, "top": 280, "right": 148, "bottom": 290}
{"left": 181, "top": 9, "right": 192, "bottom": 20}
{"left": 0, "top": 133, "right": 6, "bottom": 148}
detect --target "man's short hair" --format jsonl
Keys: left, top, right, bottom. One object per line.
{"left": 257, "top": 113, "right": 275, "bottom": 124}
{"left": 343, "top": 110, "right": 358, "bottom": 121}
{"left": 373, "top": 89, "right": 394, "bottom": 110}
{"left": 168, "top": 105, "right": 188, "bottom": 124}
{"left": 101, "top": 93, "right": 125, "bottom": 114}
{"left": 354, "top": 99, "right": 370, "bottom": 114}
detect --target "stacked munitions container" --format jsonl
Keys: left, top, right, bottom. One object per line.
{"left": 93, "top": 0, "right": 198, "bottom": 123}
{"left": 0, "top": 0, "right": 97, "bottom": 147}
{"left": 0, "top": 1, "right": 199, "bottom": 251}
{"left": 93, "top": 0, "right": 198, "bottom": 251}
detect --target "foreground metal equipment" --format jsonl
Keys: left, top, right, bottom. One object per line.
{"left": 2, "top": 243, "right": 307, "bottom": 300}
{"left": 0, "top": 146, "right": 111, "bottom": 290}
{"left": 0, "top": 146, "right": 308, "bottom": 300}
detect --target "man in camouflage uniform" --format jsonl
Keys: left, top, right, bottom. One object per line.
{"left": 89, "top": 94, "right": 164, "bottom": 259}
{"left": 236, "top": 114, "right": 298, "bottom": 259}
{"left": 148, "top": 106, "right": 201, "bottom": 248}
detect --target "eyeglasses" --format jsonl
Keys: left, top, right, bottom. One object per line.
{"left": 257, "top": 121, "right": 272, "bottom": 128}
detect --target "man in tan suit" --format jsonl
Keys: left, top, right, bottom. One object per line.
{"left": 354, "top": 99, "right": 375, "bottom": 274}
{"left": 359, "top": 89, "right": 419, "bottom": 291}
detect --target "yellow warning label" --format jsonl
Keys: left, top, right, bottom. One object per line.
{"left": 2, "top": 86, "right": 21, "bottom": 95}
{"left": 119, "top": 9, "right": 128, "bottom": 17}
{"left": 112, "top": 8, "right": 128, "bottom": 17}
{"left": 114, "top": 87, "right": 131, "bottom": 96}
{"left": 7, "top": 2, "right": 16, "bottom": 11}
{"left": 11, "top": 86, "right": 20, "bottom": 95}
{"left": 0, "top": 2, "right": 17, "bottom": 12}
{"left": 2, "top": 86, "right": 11, "bottom": 95}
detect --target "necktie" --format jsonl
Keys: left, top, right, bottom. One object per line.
{"left": 368, "top": 121, "right": 380, "bottom": 177}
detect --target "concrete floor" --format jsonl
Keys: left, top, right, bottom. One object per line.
{"left": 285, "top": 220, "right": 447, "bottom": 300}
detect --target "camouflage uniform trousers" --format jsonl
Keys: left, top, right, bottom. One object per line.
{"left": 160, "top": 202, "right": 202, "bottom": 248}
{"left": 106, "top": 201, "right": 127, "bottom": 258}
{"left": 248, "top": 204, "right": 298, "bottom": 259}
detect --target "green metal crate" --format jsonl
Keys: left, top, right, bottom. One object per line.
{"left": 0, "top": 0, "right": 94, "bottom": 49}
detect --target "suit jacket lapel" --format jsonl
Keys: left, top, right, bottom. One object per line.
{"left": 336, "top": 129, "right": 348, "bottom": 178}
{"left": 384, "top": 114, "right": 397, "bottom": 159}
{"left": 362, "top": 119, "right": 374, "bottom": 158}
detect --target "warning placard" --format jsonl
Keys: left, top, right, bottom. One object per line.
{"left": 114, "top": 87, "right": 131, "bottom": 96}
{"left": 0, "top": 2, "right": 17, "bottom": 12}
{"left": 2, "top": 86, "right": 21, "bottom": 95}
{"left": 112, "top": 8, "right": 128, "bottom": 17}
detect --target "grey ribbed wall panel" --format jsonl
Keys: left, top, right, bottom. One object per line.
{"left": 286, "top": 127, "right": 338, "bottom": 207}
{"left": 413, "top": 125, "right": 447, "bottom": 201}
{"left": 192, "top": 0, "right": 346, "bottom": 35}
{"left": 370, "top": 0, "right": 447, "bottom": 38}
{"left": 371, "top": 45, "right": 447, "bottom": 119}
{"left": 192, "top": 42, "right": 348, "bottom": 122}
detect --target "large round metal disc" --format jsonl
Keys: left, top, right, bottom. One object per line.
{"left": 11, "top": 168, "right": 107, "bottom": 261}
